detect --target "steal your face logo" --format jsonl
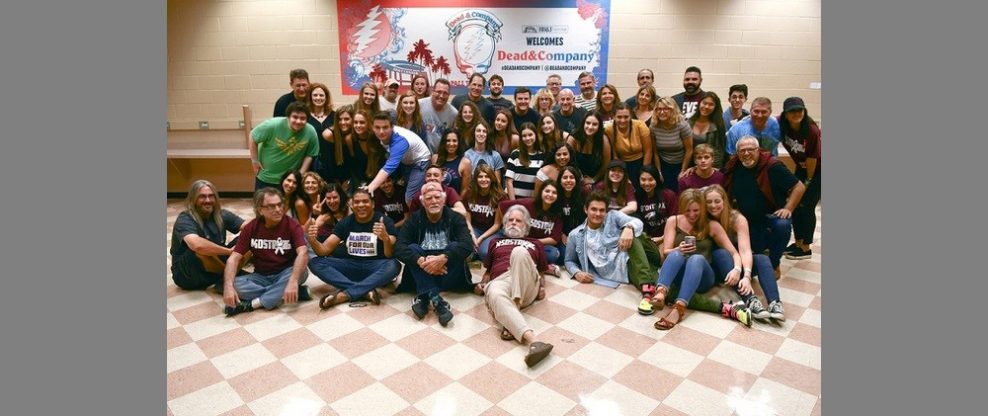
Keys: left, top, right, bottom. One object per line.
{"left": 446, "top": 10, "right": 503, "bottom": 75}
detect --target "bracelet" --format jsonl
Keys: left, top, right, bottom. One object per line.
{"left": 732, "top": 266, "right": 742, "bottom": 274}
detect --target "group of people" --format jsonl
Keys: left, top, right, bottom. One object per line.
{"left": 170, "top": 66, "right": 820, "bottom": 368}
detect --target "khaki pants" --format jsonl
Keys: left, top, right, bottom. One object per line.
{"left": 485, "top": 247, "right": 542, "bottom": 342}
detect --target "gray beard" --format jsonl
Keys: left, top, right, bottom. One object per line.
{"left": 504, "top": 227, "right": 525, "bottom": 238}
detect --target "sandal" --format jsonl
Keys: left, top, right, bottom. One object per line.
{"left": 545, "top": 264, "right": 561, "bottom": 277}
{"left": 500, "top": 327, "right": 514, "bottom": 341}
{"left": 650, "top": 286, "right": 669, "bottom": 311}
{"left": 524, "top": 341, "right": 554, "bottom": 368}
{"left": 654, "top": 301, "right": 686, "bottom": 331}
{"left": 319, "top": 290, "right": 349, "bottom": 310}
{"left": 365, "top": 289, "right": 381, "bottom": 305}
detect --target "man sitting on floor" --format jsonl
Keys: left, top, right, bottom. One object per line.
{"left": 564, "top": 191, "right": 661, "bottom": 315}
{"left": 307, "top": 188, "right": 401, "bottom": 309}
{"left": 170, "top": 180, "right": 248, "bottom": 292}
{"left": 476, "top": 205, "right": 555, "bottom": 368}
{"left": 222, "top": 187, "right": 309, "bottom": 316}
{"left": 395, "top": 182, "right": 476, "bottom": 327}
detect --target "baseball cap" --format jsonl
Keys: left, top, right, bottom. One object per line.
{"left": 783, "top": 97, "right": 806, "bottom": 112}
{"left": 607, "top": 159, "right": 627, "bottom": 171}
{"left": 385, "top": 78, "right": 400, "bottom": 87}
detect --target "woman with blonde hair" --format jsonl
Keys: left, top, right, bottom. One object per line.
{"left": 631, "top": 85, "right": 656, "bottom": 126}
{"left": 651, "top": 96, "right": 694, "bottom": 192}
{"left": 534, "top": 88, "right": 556, "bottom": 116}
{"left": 395, "top": 90, "right": 427, "bottom": 140}
{"left": 354, "top": 82, "right": 381, "bottom": 116}
{"left": 462, "top": 163, "right": 506, "bottom": 260}
{"left": 649, "top": 189, "right": 743, "bottom": 330}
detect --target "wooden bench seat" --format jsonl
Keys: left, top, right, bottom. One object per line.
{"left": 168, "top": 106, "right": 256, "bottom": 193}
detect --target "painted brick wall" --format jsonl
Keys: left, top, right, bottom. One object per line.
{"left": 168, "top": 0, "right": 821, "bottom": 130}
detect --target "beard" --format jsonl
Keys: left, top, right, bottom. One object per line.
{"left": 504, "top": 225, "right": 526, "bottom": 238}
{"left": 684, "top": 83, "right": 699, "bottom": 95}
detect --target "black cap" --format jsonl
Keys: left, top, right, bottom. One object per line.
{"left": 783, "top": 97, "right": 806, "bottom": 113}
{"left": 607, "top": 159, "right": 626, "bottom": 171}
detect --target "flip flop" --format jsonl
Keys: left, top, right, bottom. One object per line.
{"left": 525, "top": 342, "right": 554, "bottom": 368}
{"left": 500, "top": 327, "right": 514, "bottom": 341}
{"left": 366, "top": 289, "right": 381, "bottom": 305}
{"left": 319, "top": 291, "right": 348, "bottom": 310}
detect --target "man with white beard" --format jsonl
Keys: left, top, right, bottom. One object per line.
{"left": 475, "top": 205, "right": 555, "bottom": 368}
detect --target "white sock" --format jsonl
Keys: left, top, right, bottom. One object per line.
{"left": 251, "top": 298, "right": 262, "bottom": 309}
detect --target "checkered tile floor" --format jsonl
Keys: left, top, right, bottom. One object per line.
{"left": 167, "top": 199, "right": 821, "bottom": 416}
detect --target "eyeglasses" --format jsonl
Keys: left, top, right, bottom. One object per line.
{"left": 260, "top": 203, "right": 284, "bottom": 211}
{"left": 737, "top": 148, "right": 759, "bottom": 154}
{"left": 638, "top": 76, "right": 653, "bottom": 80}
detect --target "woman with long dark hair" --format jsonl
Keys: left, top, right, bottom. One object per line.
{"left": 431, "top": 129, "right": 472, "bottom": 196}
{"left": 492, "top": 109, "right": 520, "bottom": 165}
{"left": 323, "top": 105, "right": 355, "bottom": 185}
{"left": 306, "top": 83, "right": 336, "bottom": 181}
{"left": 594, "top": 84, "right": 620, "bottom": 124}
{"left": 505, "top": 122, "right": 545, "bottom": 200}
{"left": 594, "top": 160, "right": 637, "bottom": 215}
{"left": 279, "top": 169, "right": 303, "bottom": 219}
{"left": 533, "top": 143, "right": 574, "bottom": 196}
{"left": 688, "top": 91, "right": 728, "bottom": 168}
{"left": 354, "top": 82, "right": 381, "bottom": 117}
{"left": 464, "top": 122, "right": 504, "bottom": 181}
{"left": 462, "top": 164, "right": 506, "bottom": 260}
{"left": 567, "top": 112, "right": 611, "bottom": 185}
{"left": 294, "top": 171, "right": 327, "bottom": 225}
{"left": 631, "top": 85, "right": 656, "bottom": 127}
{"left": 396, "top": 90, "right": 427, "bottom": 140}
{"left": 538, "top": 113, "right": 571, "bottom": 151}
{"left": 557, "top": 165, "right": 589, "bottom": 242}
{"left": 410, "top": 74, "right": 430, "bottom": 99}
{"left": 778, "top": 97, "right": 821, "bottom": 261}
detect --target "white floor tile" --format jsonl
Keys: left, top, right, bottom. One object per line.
{"left": 243, "top": 314, "right": 303, "bottom": 341}
{"left": 775, "top": 338, "right": 821, "bottom": 370}
{"left": 679, "top": 310, "right": 739, "bottom": 339}
{"left": 351, "top": 344, "right": 420, "bottom": 380}
{"left": 168, "top": 381, "right": 243, "bottom": 416}
{"left": 567, "top": 343, "right": 634, "bottom": 378}
{"left": 707, "top": 341, "right": 773, "bottom": 375}
{"left": 741, "top": 378, "right": 818, "bottom": 416}
{"left": 306, "top": 313, "right": 364, "bottom": 341}
{"left": 329, "top": 382, "right": 410, "bottom": 416}
{"left": 281, "top": 344, "right": 348, "bottom": 380}
{"left": 210, "top": 343, "right": 278, "bottom": 379}
{"left": 498, "top": 381, "right": 576, "bottom": 416}
{"left": 549, "top": 288, "right": 601, "bottom": 311}
{"left": 556, "top": 312, "right": 614, "bottom": 341}
{"left": 167, "top": 343, "right": 208, "bottom": 373}
{"left": 430, "top": 311, "right": 488, "bottom": 342}
{"left": 182, "top": 314, "right": 243, "bottom": 341}
{"left": 799, "top": 308, "right": 821, "bottom": 328}
{"left": 424, "top": 343, "right": 492, "bottom": 380}
{"left": 246, "top": 381, "right": 326, "bottom": 416}
{"left": 167, "top": 292, "right": 214, "bottom": 312}
{"left": 637, "top": 342, "right": 705, "bottom": 378}
{"left": 663, "top": 379, "right": 734, "bottom": 416}
{"left": 414, "top": 382, "right": 493, "bottom": 416}
{"left": 367, "top": 312, "right": 433, "bottom": 342}
{"left": 580, "top": 380, "right": 661, "bottom": 416}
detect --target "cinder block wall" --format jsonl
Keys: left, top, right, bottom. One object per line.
{"left": 168, "top": 0, "right": 820, "bottom": 130}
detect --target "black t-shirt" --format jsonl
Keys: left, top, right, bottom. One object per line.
{"left": 273, "top": 92, "right": 301, "bottom": 118}
{"left": 170, "top": 210, "right": 244, "bottom": 258}
{"left": 731, "top": 163, "right": 798, "bottom": 225}
{"left": 511, "top": 108, "right": 541, "bottom": 132}
{"left": 330, "top": 212, "right": 397, "bottom": 260}
{"left": 487, "top": 96, "right": 514, "bottom": 114}
{"left": 552, "top": 107, "right": 587, "bottom": 134}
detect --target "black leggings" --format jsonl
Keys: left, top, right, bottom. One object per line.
{"left": 792, "top": 168, "right": 820, "bottom": 242}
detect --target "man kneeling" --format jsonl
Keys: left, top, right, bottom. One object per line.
{"left": 476, "top": 205, "right": 554, "bottom": 368}
{"left": 307, "top": 188, "right": 401, "bottom": 308}
{"left": 223, "top": 188, "right": 308, "bottom": 316}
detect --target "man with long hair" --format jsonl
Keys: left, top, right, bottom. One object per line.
{"left": 170, "top": 180, "right": 247, "bottom": 292}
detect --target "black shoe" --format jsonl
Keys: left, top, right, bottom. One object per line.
{"left": 298, "top": 285, "right": 312, "bottom": 302}
{"left": 783, "top": 243, "right": 799, "bottom": 255}
{"left": 432, "top": 295, "right": 454, "bottom": 327}
{"left": 411, "top": 295, "right": 429, "bottom": 320}
{"left": 224, "top": 301, "right": 253, "bottom": 317}
{"left": 784, "top": 246, "right": 813, "bottom": 260}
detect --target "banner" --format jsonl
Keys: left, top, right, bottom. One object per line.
{"left": 336, "top": 0, "right": 611, "bottom": 95}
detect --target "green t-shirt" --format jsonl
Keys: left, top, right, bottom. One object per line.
{"left": 251, "top": 117, "right": 319, "bottom": 184}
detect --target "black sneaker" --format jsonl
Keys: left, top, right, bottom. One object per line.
{"left": 784, "top": 246, "right": 813, "bottom": 260}
{"left": 298, "top": 285, "right": 312, "bottom": 302}
{"left": 783, "top": 243, "right": 799, "bottom": 255}
{"left": 224, "top": 301, "right": 253, "bottom": 317}
{"left": 432, "top": 295, "right": 454, "bottom": 327}
{"left": 411, "top": 295, "right": 429, "bottom": 320}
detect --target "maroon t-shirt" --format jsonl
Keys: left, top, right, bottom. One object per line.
{"left": 233, "top": 216, "right": 305, "bottom": 275}
{"left": 593, "top": 180, "right": 636, "bottom": 211}
{"left": 408, "top": 186, "right": 462, "bottom": 212}
{"left": 484, "top": 237, "right": 548, "bottom": 278}
{"left": 779, "top": 117, "right": 821, "bottom": 175}
{"left": 499, "top": 198, "right": 563, "bottom": 243}
{"left": 636, "top": 188, "right": 678, "bottom": 237}
{"left": 462, "top": 189, "right": 504, "bottom": 232}
{"left": 374, "top": 187, "right": 409, "bottom": 224}
{"left": 678, "top": 170, "right": 725, "bottom": 193}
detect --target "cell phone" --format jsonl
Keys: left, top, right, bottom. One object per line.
{"left": 684, "top": 236, "right": 696, "bottom": 246}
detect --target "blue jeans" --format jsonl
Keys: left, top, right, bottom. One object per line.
{"left": 473, "top": 229, "right": 501, "bottom": 261}
{"left": 234, "top": 266, "right": 298, "bottom": 310}
{"left": 309, "top": 257, "right": 400, "bottom": 300}
{"left": 659, "top": 159, "right": 682, "bottom": 193}
{"left": 657, "top": 251, "right": 715, "bottom": 304}
{"left": 711, "top": 248, "right": 780, "bottom": 302}
{"left": 403, "top": 160, "right": 431, "bottom": 205}
{"left": 405, "top": 245, "right": 473, "bottom": 296}
{"left": 545, "top": 243, "right": 565, "bottom": 265}
{"left": 750, "top": 216, "right": 792, "bottom": 269}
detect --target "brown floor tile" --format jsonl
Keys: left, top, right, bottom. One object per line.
{"left": 612, "top": 359, "right": 684, "bottom": 401}
{"left": 524, "top": 299, "right": 579, "bottom": 325}
{"left": 459, "top": 361, "right": 531, "bottom": 403}
{"left": 479, "top": 406, "right": 514, "bottom": 416}
{"left": 595, "top": 326, "right": 660, "bottom": 358}
{"left": 811, "top": 398, "right": 822, "bottom": 416}
{"left": 231, "top": 306, "right": 282, "bottom": 326}
{"left": 394, "top": 327, "right": 458, "bottom": 359}
{"left": 218, "top": 405, "right": 254, "bottom": 416}
{"left": 808, "top": 296, "right": 821, "bottom": 310}
{"left": 167, "top": 327, "right": 194, "bottom": 350}
{"left": 167, "top": 361, "right": 225, "bottom": 401}
{"left": 536, "top": 327, "right": 590, "bottom": 358}
{"left": 651, "top": 403, "right": 690, "bottom": 415}
{"left": 227, "top": 361, "right": 298, "bottom": 403}
{"left": 583, "top": 299, "right": 636, "bottom": 325}
{"left": 328, "top": 328, "right": 390, "bottom": 359}
{"left": 173, "top": 301, "right": 225, "bottom": 325}
{"left": 290, "top": 300, "right": 344, "bottom": 325}
{"left": 261, "top": 328, "right": 322, "bottom": 359}
{"left": 687, "top": 359, "right": 759, "bottom": 395}
{"left": 381, "top": 362, "right": 454, "bottom": 404}
{"left": 348, "top": 303, "right": 403, "bottom": 326}
{"left": 196, "top": 328, "right": 256, "bottom": 358}
{"left": 793, "top": 260, "right": 821, "bottom": 273}
{"left": 787, "top": 322, "right": 822, "bottom": 348}
{"left": 394, "top": 407, "right": 426, "bottom": 416}
{"left": 760, "top": 357, "right": 822, "bottom": 396}
{"left": 725, "top": 326, "right": 785, "bottom": 355}
{"left": 462, "top": 302, "right": 498, "bottom": 326}
{"left": 572, "top": 282, "right": 618, "bottom": 297}
{"left": 778, "top": 278, "right": 821, "bottom": 295}
{"left": 306, "top": 362, "right": 376, "bottom": 403}
{"left": 461, "top": 331, "right": 517, "bottom": 359}
{"left": 534, "top": 361, "right": 608, "bottom": 401}
{"left": 659, "top": 326, "right": 722, "bottom": 357}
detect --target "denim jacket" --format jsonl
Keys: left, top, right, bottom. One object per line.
{"left": 564, "top": 211, "right": 643, "bottom": 288}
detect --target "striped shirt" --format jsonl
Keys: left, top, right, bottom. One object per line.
{"left": 505, "top": 149, "right": 545, "bottom": 199}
